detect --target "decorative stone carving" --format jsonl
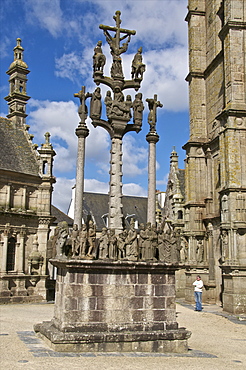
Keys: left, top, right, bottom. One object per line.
{"left": 117, "top": 230, "right": 127, "bottom": 259}
{"left": 108, "top": 229, "right": 117, "bottom": 260}
{"left": 79, "top": 224, "right": 87, "bottom": 258}
{"left": 146, "top": 94, "right": 163, "bottom": 133}
{"left": 180, "top": 236, "right": 188, "bottom": 263}
{"left": 98, "top": 227, "right": 109, "bottom": 259}
{"left": 131, "top": 47, "right": 145, "bottom": 80}
{"left": 87, "top": 220, "right": 96, "bottom": 258}
{"left": 104, "top": 91, "right": 113, "bottom": 119}
{"left": 196, "top": 240, "right": 204, "bottom": 263}
{"left": 132, "top": 93, "right": 144, "bottom": 130}
{"left": 90, "top": 87, "right": 102, "bottom": 120}
{"left": 74, "top": 86, "right": 92, "bottom": 123}
{"left": 138, "top": 223, "right": 146, "bottom": 260}
{"left": 28, "top": 236, "right": 43, "bottom": 275}
{"left": 55, "top": 221, "right": 69, "bottom": 257}
{"left": 220, "top": 229, "right": 228, "bottom": 263}
{"left": 71, "top": 224, "right": 79, "bottom": 257}
{"left": 93, "top": 41, "right": 106, "bottom": 74}
{"left": 125, "top": 219, "right": 138, "bottom": 261}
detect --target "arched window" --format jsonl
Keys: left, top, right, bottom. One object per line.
{"left": 178, "top": 210, "right": 183, "bottom": 219}
{"left": 7, "top": 237, "right": 16, "bottom": 272}
{"left": 43, "top": 161, "right": 48, "bottom": 175}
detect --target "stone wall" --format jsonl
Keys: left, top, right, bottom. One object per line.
{"left": 35, "top": 259, "right": 191, "bottom": 352}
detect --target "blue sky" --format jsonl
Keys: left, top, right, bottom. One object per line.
{"left": 0, "top": 0, "right": 189, "bottom": 213}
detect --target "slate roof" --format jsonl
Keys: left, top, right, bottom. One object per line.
{"left": 0, "top": 117, "right": 39, "bottom": 176}
{"left": 82, "top": 192, "right": 148, "bottom": 230}
{"left": 51, "top": 205, "right": 74, "bottom": 226}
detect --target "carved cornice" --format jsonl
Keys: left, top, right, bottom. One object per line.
{"left": 185, "top": 71, "right": 204, "bottom": 83}
{"left": 219, "top": 20, "right": 246, "bottom": 41}
{"left": 185, "top": 10, "right": 206, "bottom": 23}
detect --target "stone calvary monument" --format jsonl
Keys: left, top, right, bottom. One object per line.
{"left": 35, "top": 11, "right": 191, "bottom": 353}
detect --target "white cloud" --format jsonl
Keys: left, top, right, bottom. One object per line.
{"left": 23, "top": 0, "right": 63, "bottom": 37}
{"left": 123, "top": 183, "right": 147, "bottom": 197}
{"left": 156, "top": 173, "right": 169, "bottom": 187}
{"left": 84, "top": 179, "right": 109, "bottom": 193}
{"left": 85, "top": 0, "right": 188, "bottom": 48}
{"left": 52, "top": 177, "right": 75, "bottom": 213}
{"left": 122, "top": 135, "right": 148, "bottom": 176}
{"left": 28, "top": 99, "right": 111, "bottom": 176}
{"left": 55, "top": 48, "right": 93, "bottom": 83}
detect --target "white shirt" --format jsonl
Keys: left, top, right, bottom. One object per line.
{"left": 193, "top": 279, "right": 203, "bottom": 292}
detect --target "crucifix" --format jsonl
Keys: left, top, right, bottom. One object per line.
{"left": 74, "top": 86, "right": 92, "bottom": 124}
{"left": 146, "top": 94, "right": 163, "bottom": 133}
{"left": 99, "top": 10, "right": 136, "bottom": 57}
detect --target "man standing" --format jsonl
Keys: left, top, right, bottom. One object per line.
{"left": 193, "top": 275, "right": 203, "bottom": 311}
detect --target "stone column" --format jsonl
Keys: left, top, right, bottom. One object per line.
{"left": 146, "top": 132, "right": 159, "bottom": 225}
{"left": 74, "top": 124, "right": 89, "bottom": 230}
{"left": 108, "top": 136, "right": 123, "bottom": 233}
{"left": 22, "top": 186, "right": 27, "bottom": 210}
{"left": 6, "top": 183, "right": 11, "bottom": 210}
{"left": 1, "top": 234, "right": 8, "bottom": 273}
{"left": 16, "top": 226, "right": 25, "bottom": 273}
{"left": 207, "top": 224, "right": 215, "bottom": 282}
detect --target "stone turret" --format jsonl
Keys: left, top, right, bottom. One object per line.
{"left": 4, "top": 38, "right": 30, "bottom": 127}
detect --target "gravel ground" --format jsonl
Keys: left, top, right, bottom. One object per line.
{"left": 0, "top": 300, "right": 245, "bottom": 370}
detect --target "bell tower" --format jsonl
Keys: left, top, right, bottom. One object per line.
{"left": 4, "top": 38, "right": 30, "bottom": 127}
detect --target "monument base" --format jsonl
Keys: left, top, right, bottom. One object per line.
{"left": 34, "top": 259, "right": 191, "bottom": 353}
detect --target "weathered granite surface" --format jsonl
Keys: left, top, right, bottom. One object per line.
{"left": 35, "top": 259, "right": 191, "bottom": 352}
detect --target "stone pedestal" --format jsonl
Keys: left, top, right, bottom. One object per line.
{"left": 35, "top": 259, "right": 191, "bottom": 353}
{"left": 221, "top": 265, "right": 246, "bottom": 314}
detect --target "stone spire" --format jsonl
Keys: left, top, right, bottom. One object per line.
{"left": 4, "top": 38, "right": 30, "bottom": 127}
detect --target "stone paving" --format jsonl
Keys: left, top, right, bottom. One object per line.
{"left": 0, "top": 300, "right": 246, "bottom": 369}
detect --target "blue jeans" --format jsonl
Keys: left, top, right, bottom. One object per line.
{"left": 194, "top": 291, "right": 202, "bottom": 311}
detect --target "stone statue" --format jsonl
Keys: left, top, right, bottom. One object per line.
{"left": 110, "top": 55, "right": 124, "bottom": 78}
{"left": 125, "top": 219, "right": 138, "bottom": 261}
{"left": 125, "top": 95, "right": 132, "bottom": 120}
{"left": 93, "top": 40, "right": 106, "bottom": 73}
{"left": 133, "top": 93, "right": 144, "bottom": 128}
{"left": 180, "top": 236, "right": 188, "bottom": 263}
{"left": 28, "top": 236, "right": 43, "bottom": 275}
{"left": 220, "top": 230, "right": 228, "bottom": 263}
{"left": 196, "top": 240, "right": 204, "bottom": 263}
{"left": 56, "top": 221, "right": 69, "bottom": 257}
{"left": 104, "top": 90, "right": 113, "bottom": 118}
{"left": 152, "top": 224, "right": 158, "bottom": 259}
{"left": 108, "top": 229, "right": 117, "bottom": 260}
{"left": 87, "top": 220, "right": 96, "bottom": 258}
{"left": 98, "top": 227, "right": 109, "bottom": 259}
{"left": 90, "top": 87, "right": 102, "bottom": 120}
{"left": 111, "top": 88, "right": 128, "bottom": 118}
{"left": 131, "top": 47, "right": 145, "bottom": 79}
{"left": 143, "top": 222, "right": 155, "bottom": 260}
{"left": 157, "top": 225, "right": 165, "bottom": 262}
{"left": 79, "top": 224, "right": 87, "bottom": 257}
{"left": 138, "top": 223, "right": 146, "bottom": 260}
{"left": 71, "top": 224, "right": 79, "bottom": 257}
{"left": 146, "top": 95, "right": 163, "bottom": 132}
{"left": 163, "top": 228, "right": 172, "bottom": 263}
{"left": 74, "top": 86, "right": 92, "bottom": 123}
{"left": 117, "top": 230, "right": 127, "bottom": 259}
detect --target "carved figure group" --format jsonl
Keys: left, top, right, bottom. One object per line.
{"left": 53, "top": 219, "right": 187, "bottom": 263}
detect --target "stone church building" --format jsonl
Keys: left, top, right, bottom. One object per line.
{"left": 164, "top": 0, "right": 246, "bottom": 314}
{"left": 0, "top": 39, "right": 56, "bottom": 302}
